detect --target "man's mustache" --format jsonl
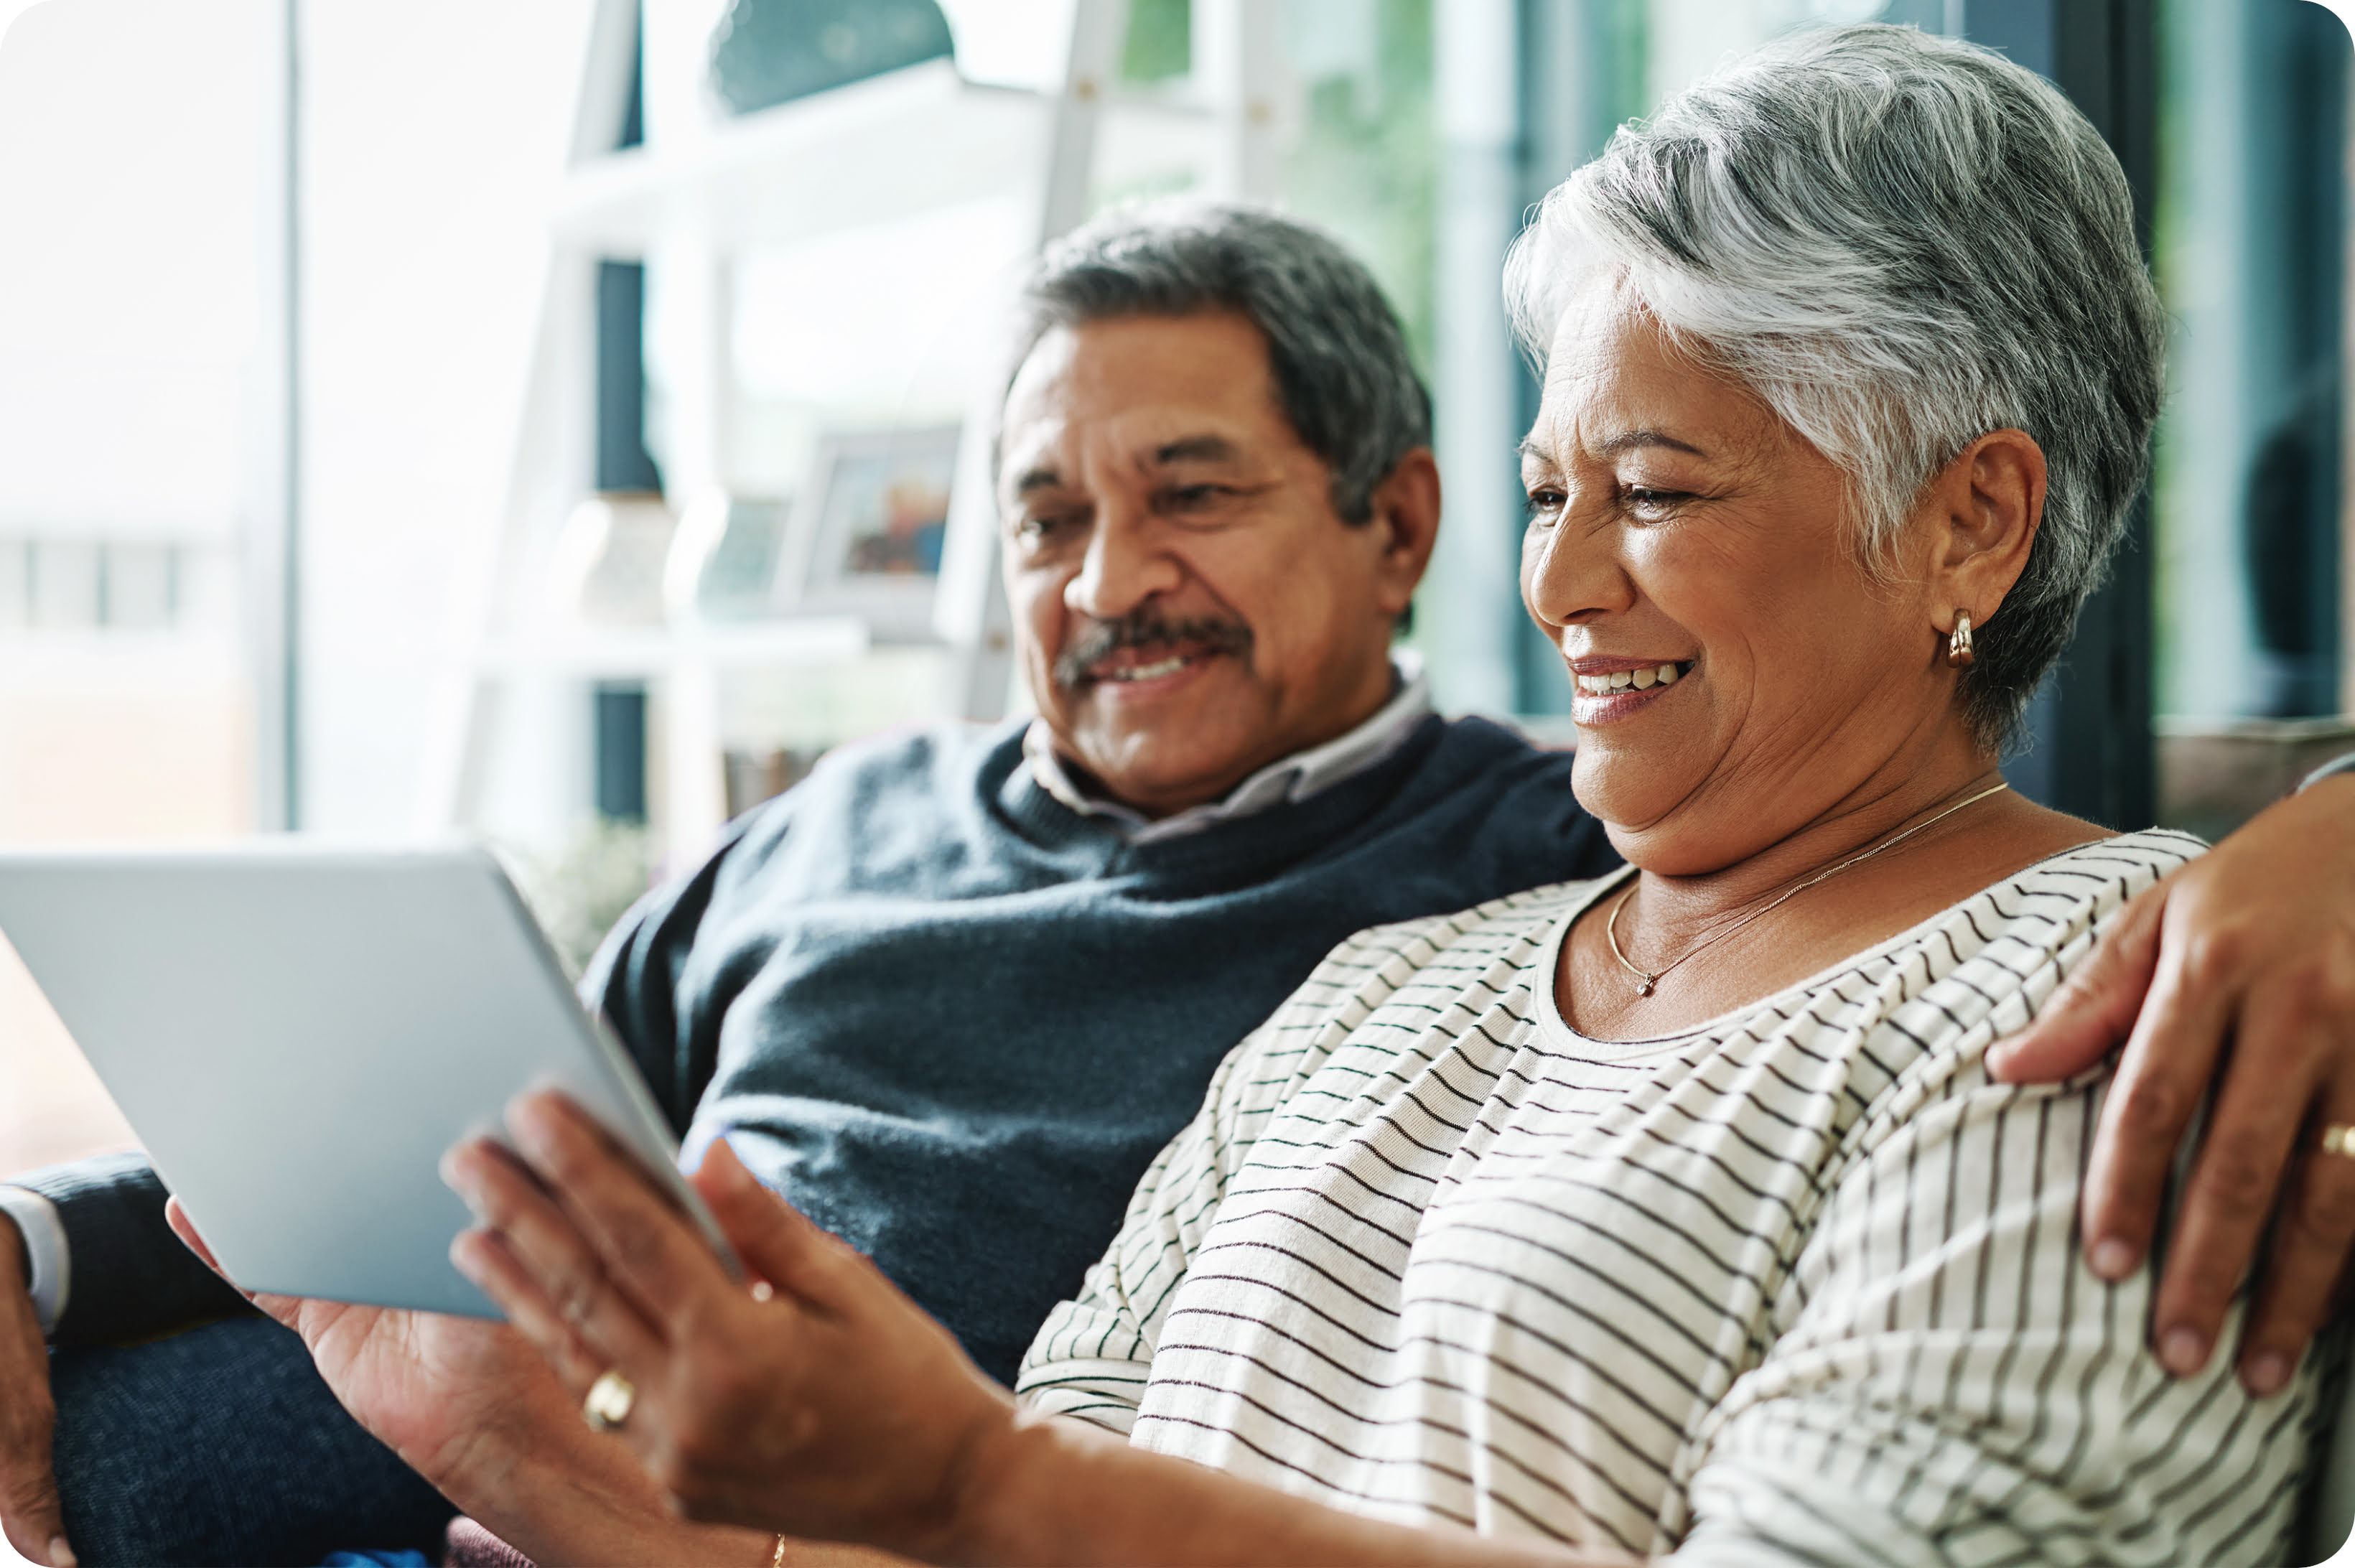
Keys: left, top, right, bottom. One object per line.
{"left": 1053, "top": 610, "right": 1254, "bottom": 689}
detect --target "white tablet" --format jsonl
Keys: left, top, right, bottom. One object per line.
{"left": 0, "top": 844, "right": 735, "bottom": 1319}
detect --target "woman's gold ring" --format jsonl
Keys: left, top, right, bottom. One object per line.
{"left": 2320, "top": 1124, "right": 2355, "bottom": 1160}
{"left": 582, "top": 1368, "right": 636, "bottom": 1431}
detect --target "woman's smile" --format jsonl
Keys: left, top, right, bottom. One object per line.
{"left": 1567, "top": 656, "right": 1694, "bottom": 724}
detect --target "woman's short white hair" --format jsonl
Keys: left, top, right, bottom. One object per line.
{"left": 1506, "top": 23, "right": 2165, "bottom": 747}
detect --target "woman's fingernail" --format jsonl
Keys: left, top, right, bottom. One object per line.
{"left": 2159, "top": 1327, "right": 2209, "bottom": 1376}
{"left": 715, "top": 1134, "right": 754, "bottom": 1188}
{"left": 2244, "top": 1352, "right": 2292, "bottom": 1397}
{"left": 439, "top": 1154, "right": 487, "bottom": 1216}
{"left": 681, "top": 1122, "right": 732, "bottom": 1175}
{"left": 2089, "top": 1238, "right": 2137, "bottom": 1279}
{"left": 509, "top": 1098, "right": 559, "bottom": 1159}
{"left": 449, "top": 1235, "right": 486, "bottom": 1283}
{"left": 1985, "top": 1041, "right": 2015, "bottom": 1075}
{"left": 49, "top": 1537, "right": 76, "bottom": 1568}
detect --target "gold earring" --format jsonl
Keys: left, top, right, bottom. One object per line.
{"left": 1946, "top": 610, "right": 1975, "bottom": 668}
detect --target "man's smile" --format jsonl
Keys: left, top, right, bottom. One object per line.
{"left": 1101, "top": 652, "right": 1195, "bottom": 683}
{"left": 1053, "top": 610, "right": 1254, "bottom": 692}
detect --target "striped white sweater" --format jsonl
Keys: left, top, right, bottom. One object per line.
{"left": 1017, "top": 832, "right": 2326, "bottom": 1565}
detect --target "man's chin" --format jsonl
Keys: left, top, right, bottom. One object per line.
{"left": 1066, "top": 729, "right": 1264, "bottom": 818}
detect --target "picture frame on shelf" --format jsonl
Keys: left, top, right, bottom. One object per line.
{"left": 773, "top": 424, "right": 958, "bottom": 640}
{"left": 696, "top": 498, "right": 791, "bottom": 621}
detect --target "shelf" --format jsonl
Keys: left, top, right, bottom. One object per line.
{"left": 477, "top": 617, "right": 871, "bottom": 679}
{"left": 547, "top": 58, "right": 1217, "bottom": 256}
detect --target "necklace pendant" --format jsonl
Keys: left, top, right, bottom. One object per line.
{"left": 1637, "top": 978, "right": 1656, "bottom": 998}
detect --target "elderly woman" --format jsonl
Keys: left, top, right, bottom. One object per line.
{"left": 433, "top": 25, "right": 2315, "bottom": 1566}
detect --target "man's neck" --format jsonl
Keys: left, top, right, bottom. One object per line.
{"left": 1025, "top": 656, "right": 1428, "bottom": 836}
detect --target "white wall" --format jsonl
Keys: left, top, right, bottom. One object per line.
{"left": 297, "top": 0, "right": 594, "bottom": 834}
{"left": 0, "top": 0, "right": 266, "bottom": 545}
{"left": 0, "top": 0, "right": 266, "bottom": 849}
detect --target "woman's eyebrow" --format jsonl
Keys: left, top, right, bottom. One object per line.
{"left": 1598, "top": 429, "right": 1709, "bottom": 457}
{"left": 1516, "top": 430, "right": 1709, "bottom": 464}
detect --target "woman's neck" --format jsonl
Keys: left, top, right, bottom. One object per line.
{"left": 1626, "top": 750, "right": 2008, "bottom": 933}
{"left": 1559, "top": 750, "right": 2101, "bottom": 1042}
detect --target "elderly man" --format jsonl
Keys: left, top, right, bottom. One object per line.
{"left": 3, "top": 202, "right": 2354, "bottom": 1567}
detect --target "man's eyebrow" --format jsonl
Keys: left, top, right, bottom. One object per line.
{"left": 1150, "top": 434, "right": 1242, "bottom": 465}
{"left": 1012, "top": 465, "right": 1063, "bottom": 497}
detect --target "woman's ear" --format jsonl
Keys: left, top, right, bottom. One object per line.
{"left": 1923, "top": 428, "right": 2046, "bottom": 635}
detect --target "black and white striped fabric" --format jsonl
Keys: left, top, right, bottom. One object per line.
{"left": 1017, "top": 831, "right": 2326, "bottom": 1564}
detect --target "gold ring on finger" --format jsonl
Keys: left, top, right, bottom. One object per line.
{"left": 583, "top": 1368, "right": 636, "bottom": 1431}
{"left": 2319, "top": 1124, "right": 2355, "bottom": 1160}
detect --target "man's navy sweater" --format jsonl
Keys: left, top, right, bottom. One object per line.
{"left": 26, "top": 713, "right": 1613, "bottom": 1379}
{"left": 584, "top": 713, "right": 1613, "bottom": 1381}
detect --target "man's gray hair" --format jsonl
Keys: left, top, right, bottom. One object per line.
{"left": 1504, "top": 24, "right": 2165, "bottom": 747}
{"left": 1011, "top": 200, "right": 1432, "bottom": 525}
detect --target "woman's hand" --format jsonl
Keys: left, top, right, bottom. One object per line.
{"left": 448, "top": 1095, "right": 1631, "bottom": 1568}
{"left": 1988, "top": 775, "right": 2355, "bottom": 1395}
{"left": 444, "top": 1092, "right": 1017, "bottom": 1559}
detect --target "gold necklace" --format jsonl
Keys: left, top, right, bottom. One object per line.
{"left": 1604, "top": 780, "right": 2011, "bottom": 999}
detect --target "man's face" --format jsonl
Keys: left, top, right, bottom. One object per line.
{"left": 998, "top": 312, "right": 1434, "bottom": 818}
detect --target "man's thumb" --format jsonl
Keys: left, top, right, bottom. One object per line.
{"left": 1, "top": 1237, "right": 73, "bottom": 1568}
{"left": 1987, "top": 882, "right": 2163, "bottom": 1082}
{"left": 0, "top": 1426, "right": 73, "bottom": 1568}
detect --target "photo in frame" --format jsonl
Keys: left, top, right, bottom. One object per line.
{"left": 773, "top": 426, "right": 959, "bottom": 640}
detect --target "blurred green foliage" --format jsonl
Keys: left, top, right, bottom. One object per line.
{"left": 496, "top": 818, "right": 655, "bottom": 980}
{"left": 1279, "top": 0, "right": 1437, "bottom": 378}
{"left": 1122, "top": 0, "right": 1192, "bottom": 83}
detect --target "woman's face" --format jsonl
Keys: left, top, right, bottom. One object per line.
{"left": 1520, "top": 282, "right": 1976, "bottom": 875}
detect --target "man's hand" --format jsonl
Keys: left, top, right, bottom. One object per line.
{"left": 0, "top": 1213, "right": 72, "bottom": 1568}
{"left": 163, "top": 1199, "right": 773, "bottom": 1566}
{"left": 162, "top": 1199, "right": 548, "bottom": 1498}
{"left": 1988, "top": 775, "right": 2355, "bottom": 1396}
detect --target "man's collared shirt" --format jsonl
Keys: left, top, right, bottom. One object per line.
{"left": 1021, "top": 655, "right": 1433, "bottom": 845}
{"left": 0, "top": 1184, "right": 66, "bottom": 1335}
